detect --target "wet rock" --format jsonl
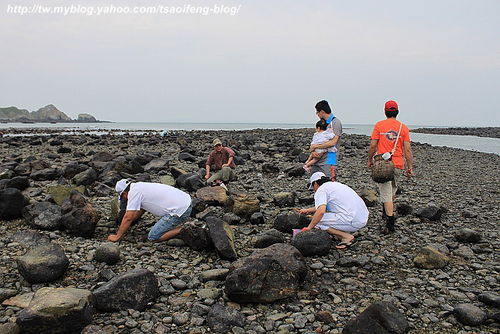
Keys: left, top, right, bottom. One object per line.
{"left": 254, "top": 229, "right": 285, "bottom": 248}
{"left": 231, "top": 192, "right": 260, "bottom": 218}
{"left": 453, "top": 303, "right": 487, "bottom": 326}
{"left": 92, "top": 269, "right": 159, "bottom": 312}
{"left": 178, "top": 221, "right": 214, "bottom": 251}
{"left": 478, "top": 292, "right": 500, "bottom": 308}
{"left": 249, "top": 212, "right": 265, "bottom": 225}
{"left": 6, "top": 176, "right": 30, "bottom": 191}
{"left": 16, "top": 287, "right": 93, "bottom": 334}
{"left": 31, "top": 168, "right": 61, "bottom": 181}
{"left": 72, "top": 168, "right": 98, "bottom": 186}
{"left": 273, "top": 192, "right": 295, "bottom": 207}
{"left": 223, "top": 212, "right": 241, "bottom": 225}
{"left": 59, "top": 190, "right": 100, "bottom": 238}
{"left": 47, "top": 185, "right": 86, "bottom": 205}
{"left": 17, "top": 242, "right": 70, "bottom": 283}
{"left": 343, "top": 301, "right": 409, "bottom": 334}
{"left": 94, "top": 243, "right": 120, "bottom": 265}
{"left": 416, "top": 204, "right": 443, "bottom": 221}
{"left": 359, "top": 189, "right": 378, "bottom": 207}
{"left": 207, "top": 304, "right": 246, "bottom": 333}
{"left": 196, "top": 186, "right": 228, "bottom": 206}
{"left": 291, "top": 229, "right": 332, "bottom": 256}
{"left": 22, "top": 202, "right": 62, "bottom": 230}
{"left": 0, "top": 188, "right": 28, "bottom": 220}
{"left": 413, "top": 246, "right": 449, "bottom": 269}
{"left": 454, "top": 228, "right": 482, "bottom": 243}
{"left": 206, "top": 217, "right": 237, "bottom": 260}
{"left": 273, "top": 212, "right": 309, "bottom": 233}
{"left": 225, "top": 243, "right": 307, "bottom": 303}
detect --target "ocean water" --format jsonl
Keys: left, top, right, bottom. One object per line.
{"left": 1, "top": 122, "right": 499, "bottom": 155}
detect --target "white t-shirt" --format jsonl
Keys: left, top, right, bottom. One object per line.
{"left": 314, "top": 182, "right": 368, "bottom": 223}
{"left": 311, "top": 131, "right": 336, "bottom": 153}
{"left": 126, "top": 182, "right": 191, "bottom": 217}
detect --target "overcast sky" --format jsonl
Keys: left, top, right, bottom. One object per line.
{"left": 1, "top": 0, "right": 499, "bottom": 126}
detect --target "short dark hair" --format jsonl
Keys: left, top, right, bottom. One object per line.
{"left": 313, "top": 176, "right": 331, "bottom": 188}
{"left": 315, "top": 119, "right": 327, "bottom": 130}
{"left": 315, "top": 100, "right": 331, "bottom": 114}
{"left": 385, "top": 110, "right": 399, "bottom": 118}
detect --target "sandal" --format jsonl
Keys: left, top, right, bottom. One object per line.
{"left": 336, "top": 238, "right": 357, "bottom": 250}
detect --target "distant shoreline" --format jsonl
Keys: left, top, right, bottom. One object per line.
{"left": 0, "top": 120, "right": 112, "bottom": 124}
{"left": 412, "top": 127, "right": 500, "bottom": 139}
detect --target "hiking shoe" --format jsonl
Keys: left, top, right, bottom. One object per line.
{"left": 386, "top": 216, "right": 396, "bottom": 233}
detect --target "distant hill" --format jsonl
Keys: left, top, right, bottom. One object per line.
{"left": 0, "top": 105, "right": 107, "bottom": 123}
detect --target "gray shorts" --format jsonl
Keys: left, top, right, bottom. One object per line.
{"left": 378, "top": 168, "right": 402, "bottom": 203}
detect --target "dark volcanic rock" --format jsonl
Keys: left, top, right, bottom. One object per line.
{"left": 16, "top": 287, "right": 93, "bottom": 334}
{"left": 30, "top": 168, "right": 61, "bottom": 181}
{"left": 196, "top": 186, "right": 228, "bottom": 206}
{"left": 478, "top": 292, "right": 500, "bottom": 308}
{"left": 291, "top": 229, "right": 332, "bottom": 256}
{"left": 94, "top": 243, "right": 120, "bottom": 265}
{"left": 22, "top": 201, "right": 62, "bottom": 230}
{"left": 178, "top": 221, "right": 214, "bottom": 251}
{"left": 17, "top": 243, "right": 69, "bottom": 283}
{"left": 223, "top": 212, "right": 241, "bottom": 225}
{"left": 178, "top": 152, "right": 197, "bottom": 162}
{"left": 207, "top": 304, "right": 246, "bottom": 333}
{"left": 230, "top": 192, "right": 260, "bottom": 219}
{"left": 249, "top": 212, "right": 265, "bottom": 225}
{"left": 273, "top": 212, "right": 310, "bottom": 233}
{"left": 206, "top": 217, "right": 237, "bottom": 260}
{"left": 254, "top": 229, "right": 285, "bottom": 248}
{"left": 416, "top": 204, "right": 443, "bottom": 221}
{"left": 59, "top": 191, "right": 100, "bottom": 238}
{"left": 72, "top": 168, "right": 98, "bottom": 186}
{"left": 343, "top": 301, "right": 409, "bottom": 334}
{"left": 10, "top": 230, "right": 50, "bottom": 246}
{"left": 92, "top": 269, "right": 159, "bottom": 312}
{"left": 0, "top": 188, "right": 28, "bottom": 220}
{"left": 6, "top": 176, "right": 30, "bottom": 190}
{"left": 287, "top": 165, "right": 306, "bottom": 177}
{"left": 453, "top": 303, "right": 487, "bottom": 326}
{"left": 225, "top": 243, "right": 307, "bottom": 303}
{"left": 454, "top": 228, "right": 482, "bottom": 243}
{"left": 396, "top": 202, "right": 413, "bottom": 216}
{"left": 273, "top": 192, "right": 296, "bottom": 207}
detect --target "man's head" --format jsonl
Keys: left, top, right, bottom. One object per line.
{"left": 308, "top": 172, "right": 330, "bottom": 191}
{"left": 212, "top": 138, "right": 223, "bottom": 152}
{"left": 384, "top": 100, "right": 399, "bottom": 118}
{"left": 315, "top": 100, "right": 332, "bottom": 120}
{"left": 315, "top": 119, "right": 328, "bottom": 132}
{"left": 115, "top": 179, "right": 131, "bottom": 200}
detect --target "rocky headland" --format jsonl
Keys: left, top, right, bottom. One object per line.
{"left": 412, "top": 127, "right": 500, "bottom": 139}
{"left": 0, "top": 128, "right": 498, "bottom": 334}
{"left": 0, "top": 104, "right": 106, "bottom": 123}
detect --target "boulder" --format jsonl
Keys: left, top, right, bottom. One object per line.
{"left": 196, "top": 186, "right": 228, "bottom": 206}
{"left": 396, "top": 202, "right": 413, "bottom": 216}
{"left": 170, "top": 166, "right": 188, "bottom": 179}
{"left": 454, "top": 228, "right": 482, "bottom": 243}
{"left": 291, "top": 229, "right": 332, "bottom": 256}
{"left": 273, "top": 212, "right": 310, "bottom": 233}
{"left": 16, "top": 287, "right": 93, "bottom": 334}
{"left": 94, "top": 243, "right": 120, "bottom": 265}
{"left": 178, "top": 152, "right": 197, "bottom": 162}
{"left": 453, "top": 303, "right": 487, "bottom": 326}
{"left": 112, "top": 159, "right": 144, "bottom": 174}
{"left": 343, "top": 301, "right": 409, "bottom": 334}
{"left": 72, "top": 168, "right": 98, "bottom": 186}
{"left": 59, "top": 191, "right": 100, "bottom": 238}
{"left": 416, "top": 204, "right": 443, "bottom": 221}
{"left": 178, "top": 221, "right": 214, "bottom": 251}
{"left": 249, "top": 212, "right": 265, "bottom": 225}
{"left": 22, "top": 201, "right": 62, "bottom": 230}
{"left": 287, "top": 165, "right": 306, "bottom": 177}
{"left": 47, "top": 185, "right": 86, "bottom": 205}
{"left": 176, "top": 172, "right": 197, "bottom": 189}
{"left": 231, "top": 192, "right": 260, "bottom": 218}
{"left": 0, "top": 288, "right": 18, "bottom": 303}
{"left": 478, "top": 292, "right": 500, "bottom": 308}
{"left": 359, "top": 189, "right": 378, "bottom": 207}
{"left": 206, "top": 217, "right": 237, "bottom": 260}
{"left": 273, "top": 192, "right": 296, "bottom": 207}
{"left": 144, "top": 159, "right": 169, "bottom": 172}
{"left": 30, "top": 168, "right": 61, "bottom": 181}
{"left": 159, "top": 175, "right": 175, "bottom": 186}
{"left": 223, "top": 213, "right": 241, "bottom": 225}
{"left": 17, "top": 243, "right": 69, "bottom": 283}
{"left": 207, "top": 304, "right": 246, "bottom": 333}
{"left": 225, "top": 243, "right": 307, "bottom": 303}
{"left": 6, "top": 176, "right": 30, "bottom": 190}
{"left": 10, "top": 230, "right": 50, "bottom": 247}
{"left": 92, "top": 151, "right": 115, "bottom": 162}
{"left": 92, "top": 269, "right": 159, "bottom": 311}
{"left": 190, "top": 198, "right": 207, "bottom": 217}
{"left": 254, "top": 229, "right": 285, "bottom": 248}
{"left": 413, "top": 246, "right": 449, "bottom": 269}
{"left": 0, "top": 188, "right": 28, "bottom": 220}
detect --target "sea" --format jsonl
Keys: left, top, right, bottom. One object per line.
{"left": 1, "top": 122, "right": 499, "bottom": 155}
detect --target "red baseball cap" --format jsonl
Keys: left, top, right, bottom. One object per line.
{"left": 385, "top": 100, "right": 398, "bottom": 111}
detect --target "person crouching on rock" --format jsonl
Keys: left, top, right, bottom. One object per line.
{"left": 204, "top": 138, "right": 236, "bottom": 189}
{"left": 108, "top": 179, "right": 192, "bottom": 242}
{"left": 297, "top": 172, "right": 369, "bottom": 250}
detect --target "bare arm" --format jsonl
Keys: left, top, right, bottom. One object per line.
{"left": 403, "top": 141, "right": 413, "bottom": 176}
{"left": 367, "top": 139, "right": 378, "bottom": 168}
{"left": 205, "top": 165, "right": 211, "bottom": 179}
{"left": 108, "top": 210, "right": 145, "bottom": 242}
{"left": 303, "top": 205, "right": 326, "bottom": 230}
{"left": 297, "top": 207, "right": 316, "bottom": 215}
{"left": 222, "top": 156, "right": 234, "bottom": 168}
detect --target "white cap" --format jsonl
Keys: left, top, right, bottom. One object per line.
{"left": 308, "top": 172, "right": 326, "bottom": 190}
{"left": 115, "top": 179, "right": 131, "bottom": 199}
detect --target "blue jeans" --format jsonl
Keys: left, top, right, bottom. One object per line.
{"left": 148, "top": 205, "right": 192, "bottom": 241}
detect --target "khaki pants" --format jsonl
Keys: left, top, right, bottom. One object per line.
{"left": 378, "top": 168, "right": 402, "bottom": 202}
{"left": 207, "top": 166, "right": 236, "bottom": 183}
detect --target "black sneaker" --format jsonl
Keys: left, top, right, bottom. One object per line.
{"left": 386, "top": 216, "right": 396, "bottom": 233}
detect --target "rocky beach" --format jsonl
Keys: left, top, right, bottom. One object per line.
{"left": 0, "top": 128, "right": 498, "bottom": 334}
{"left": 412, "top": 127, "right": 500, "bottom": 139}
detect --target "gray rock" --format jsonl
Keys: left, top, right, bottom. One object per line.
{"left": 225, "top": 243, "right": 307, "bottom": 303}
{"left": 454, "top": 228, "right": 482, "bottom": 243}
{"left": 254, "top": 229, "right": 285, "bottom": 248}
{"left": 343, "top": 301, "right": 409, "bottom": 334}
{"left": 178, "top": 152, "right": 197, "bottom": 162}
{"left": 0, "top": 288, "right": 18, "bottom": 303}
{"left": 207, "top": 304, "right": 246, "bottom": 333}
{"left": 273, "top": 212, "right": 309, "bottom": 233}
{"left": 249, "top": 212, "right": 265, "bottom": 225}
{"left": 92, "top": 269, "right": 159, "bottom": 312}
{"left": 291, "top": 229, "right": 332, "bottom": 256}
{"left": 94, "top": 243, "right": 120, "bottom": 265}
{"left": 338, "top": 255, "right": 370, "bottom": 267}
{"left": 72, "top": 168, "right": 97, "bottom": 186}
{"left": 413, "top": 246, "right": 449, "bottom": 269}
{"left": 0, "top": 188, "right": 28, "bottom": 220}
{"left": 81, "top": 325, "right": 107, "bottom": 334}
{"left": 10, "top": 230, "right": 50, "bottom": 246}
{"left": 30, "top": 168, "right": 61, "bottom": 181}
{"left": 22, "top": 202, "right": 62, "bottom": 231}
{"left": 478, "top": 292, "right": 500, "bottom": 308}
{"left": 16, "top": 287, "right": 93, "bottom": 334}
{"left": 200, "top": 269, "right": 230, "bottom": 282}
{"left": 453, "top": 303, "right": 487, "bottom": 326}
{"left": 17, "top": 243, "right": 69, "bottom": 283}
{"left": 63, "top": 162, "right": 89, "bottom": 179}
{"left": 223, "top": 212, "right": 241, "bottom": 225}
{"left": 415, "top": 204, "right": 443, "bottom": 221}
{"left": 206, "top": 217, "right": 237, "bottom": 260}
{"left": 0, "top": 323, "right": 19, "bottom": 334}
{"left": 273, "top": 192, "right": 296, "bottom": 207}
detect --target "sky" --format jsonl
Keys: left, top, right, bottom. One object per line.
{"left": 1, "top": 0, "right": 499, "bottom": 126}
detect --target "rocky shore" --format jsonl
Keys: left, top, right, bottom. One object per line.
{"left": 412, "top": 127, "right": 500, "bottom": 139}
{"left": 0, "top": 128, "right": 498, "bottom": 334}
